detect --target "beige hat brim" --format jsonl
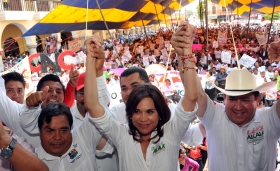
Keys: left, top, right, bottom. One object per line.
{"left": 214, "top": 81, "right": 276, "bottom": 96}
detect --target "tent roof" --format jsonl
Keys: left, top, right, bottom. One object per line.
{"left": 22, "top": 0, "right": 194, "bottom": 36}
{"left": 212, "top": 0, "right": 280, "bottom": 16}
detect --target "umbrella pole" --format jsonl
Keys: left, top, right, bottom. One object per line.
{"left": 223, "top": 0, "right": 240, "bottom": 69}
{"left": 178, "top": 0, "right": 183, "bottom": 24}
{"left": 265, "top": 0, "right": 277, "bottom": 53}
{"left": 153, "top": 2, "right": 161, "bottom": 30}
{"left": 205, "top": 0, "right": 209, "bottom": 68}
{"left": 160, "top": 46, "right": 173, "bottom": 92}
{"left": 168, "top": 8, "right": 175, "bottom": 31}
{"left": 136, "top": 0, "right": 151, "bottom": 50}
{"left": 95, "top": 0, "right": 123, "bottom": 67}
{"left": 245, "top": 0, "right": 253, "bottom": 44}
{"left": 162, "top": 5, "right": 168, "bottom": 29}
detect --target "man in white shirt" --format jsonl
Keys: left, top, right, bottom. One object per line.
{"left": 71, "top": 72, "right": 117, "bottom": 171}
{"left": 36, "top": 102, "right": 104, "bottom": 171}
{"left": 20, "top": 46, "right": 113, "bottom": 170}
{"left": 172, "top": 21, "right": 279, "bottom": 171}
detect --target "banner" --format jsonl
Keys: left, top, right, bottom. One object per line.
{"left": 45, "top": 35, "right": 57, "bottom": 53}
{"left": 218, "top": 31, "right": 227, "bottom": 44}
{"left": 192, "top": 44, "right": 203, "bottom": 51}
{"left": 68, "top": 38, "right": 82, "bottom": 52}
{"left": 239, "top": 54, "right": 256, "bottom": 68}
{"left": 0, "top": 57, "right": 34, "bottom": 97}
{"left": 213, "top": 41, "right": 218, "bottom": 48}
{"left": 255, "top": 33, "right": 267, "bottom": 45}
{"left": 221, "top": 51, "right": 231, "bottom": 64}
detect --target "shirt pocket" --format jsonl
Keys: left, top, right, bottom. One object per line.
{"left": 248, "top": 139, "right": 266, "bottom": 171}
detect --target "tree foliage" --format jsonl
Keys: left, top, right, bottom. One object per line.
{"left": 196, "top": 0, "right": 206, "bottom": 20}
{"left": 264, "top": 12, "right": 280, "bottom": 21}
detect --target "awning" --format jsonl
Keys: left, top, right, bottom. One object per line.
{"left": 22, "top": 0, "right": 195, "bottom": 36}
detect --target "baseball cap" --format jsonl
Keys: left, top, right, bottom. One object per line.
{"left": 76, "top": 72, "right": 85, "bottom": 91}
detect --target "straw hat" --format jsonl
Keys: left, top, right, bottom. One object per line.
{"left": 215, "top": 68, "right": 276, "bottom": 96}
{"left": 220, "top": 66, "right": 227, "bottom": 71}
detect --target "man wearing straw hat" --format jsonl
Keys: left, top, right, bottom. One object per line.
{"left": 171, "top": 20, "right": 279, "bottom": 171}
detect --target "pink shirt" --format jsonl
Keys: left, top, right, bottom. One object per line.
{"left": 181, "top": 157, "right": 199, "bottom": 171}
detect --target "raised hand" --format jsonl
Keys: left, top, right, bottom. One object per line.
{"left": 171, "top": 20, "right": 196, "bottom": 56}
{"left": 26, "top": 86, "right": 49, "bottom": 107}
{"left": 69, "top": 65, "right": 80, "bottom": 87}
{"left": 268, "top": 41, "right": 280, "bottom": 61}
{"left": 84, "top": 33, "right": 105, "bottom": 76}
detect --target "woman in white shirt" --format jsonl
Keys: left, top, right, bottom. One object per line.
{"left": 84, "top": 33, "right": 198, "bottom": 171}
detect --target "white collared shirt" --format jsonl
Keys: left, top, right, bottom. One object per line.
{"left": 36, "top": 115, "right": 102, "bottom": 171}
{"left": 110, "top": 102, "right": 203, "bottom": 146}
{"left": 70, "top": 104, "right": 118, "bottom": 171}
{"left": 19, "top": 76, "right": 110, "bottom": 148}
{"left": 200, "top": 96, "right": 280, "bottom": 171}
{"left": 92, "top": 101, "right": 198, "bottom": 171}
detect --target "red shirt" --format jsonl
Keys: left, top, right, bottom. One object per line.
{"left": 189, "top": 147, "right": 201, "bottom": 159}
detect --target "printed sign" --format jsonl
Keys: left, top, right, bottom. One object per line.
{"left": 239, "top": 54, "right": 256, "bottom": 68}
{"left": 218, "top": 31, "right": 227, "bottom": 44}
{"left": 68, "top": 38, "right": 82, "bottom": 52}
{"left": 221, "top": 51, "right": 231, "bottom": 64}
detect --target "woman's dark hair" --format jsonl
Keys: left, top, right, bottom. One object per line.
{"left": 2, "top": 72, "right": 26, "bottom": 87}
{"left": 179, "top": 146, "right": 185, "bottom": 158}
{"left": 126, "top": 84, "right": 171, "bottom": 144}
{"left": 36, "top": 74, "right": 65, "bottom": 93}
{"left": 38, "top": 103, "right": 73, "bottom": 130}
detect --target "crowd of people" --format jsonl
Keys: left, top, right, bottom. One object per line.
{"left": 0, "top": 19, "right": 280, "bottom": 171}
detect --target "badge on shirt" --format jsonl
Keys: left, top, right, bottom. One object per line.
{"left": 68, "top": 148, "right": 78, "bottom": 159}
{"left": 152, "top": 141, "right": 165, "bottom": 156}
{"left": 68, "top": 143, "right": 83, "bottom": 164}
{"left": 247, "top": 125, "right": 264, "bottom": 144}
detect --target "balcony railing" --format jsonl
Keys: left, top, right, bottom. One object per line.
{"left": 0, "top": 0, "right": 61, "bottom": 12}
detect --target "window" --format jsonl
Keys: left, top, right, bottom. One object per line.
{"left": 212, "top": 6, "right": 216, "bottom": 14}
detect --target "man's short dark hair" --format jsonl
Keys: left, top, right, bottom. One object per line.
{"left": 120, "top": 67, "right": 149, "bottom": 83}
{"left": 2, "top": 72, "right": 26, "bottom": 87}
{"left": 36, "top": 74, "right": 65, "bottom": 92}
{"left": 38, "top": 103, "right": 73, "bottom": 130}
{"left": 252, "top": 91, "right": 260, "bottom": 99}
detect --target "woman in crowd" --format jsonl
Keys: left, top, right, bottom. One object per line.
{"left": 178, "top": 146, "right": 199, "bottom": 171}
{"left": 84, "top": 25, "right": 198, "bottom": 170}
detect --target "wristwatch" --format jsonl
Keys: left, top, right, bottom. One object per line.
{"left": 0, "top": 138, "right": 17, "bottom": 159}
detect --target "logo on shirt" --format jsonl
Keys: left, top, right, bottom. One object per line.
{"left": 247, "top": 125, "right": 264, "bottom": 143}
{"left": 68, "top": 148, "right": 78, "bottom": 159}
{"left": 152, "top": 142, "right": 165, "bottom": 156}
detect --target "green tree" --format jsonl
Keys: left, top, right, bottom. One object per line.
{"left": 264, "top": 12, "right": 280, "bottom": 20}
{"left": 185, "top": 9, "right": 193, "bottom": 18}
{"left": 196, "top": 0, "right": 206, "bottom": 20}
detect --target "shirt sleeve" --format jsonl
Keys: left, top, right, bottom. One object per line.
{"left": 95, "top": 140, "right": 115, "bottom": 157}
{"left": 186, "top": 157, "right": 199, "bottom": 171}
{"left": 63, "top": 82, "right": 75, "bottom": 108}
{"left": 0, "top": 87, "right": 22, "bottom": 131}
{"left": 181, "top": 124, "right": 204, "bottom": 146}
{"left": 263, "top": 104, "right": 280, "bottom": 138}
{"left": 96, "top": 76, "right": 110, "bottom": 107}
{"left": 19, "top": 103, "right": 42, "bottom": 135}
{"left": 74, "top": 114, "right": 103, "bottom": 151}
{"left": 199, "top": 96, "right": 223, "bottom": 131}
{"left": 164, "top": 100, "right": 198, "bottom": 144}
{"left": 88, "top": 106, "right": 128, "bottom": 147}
